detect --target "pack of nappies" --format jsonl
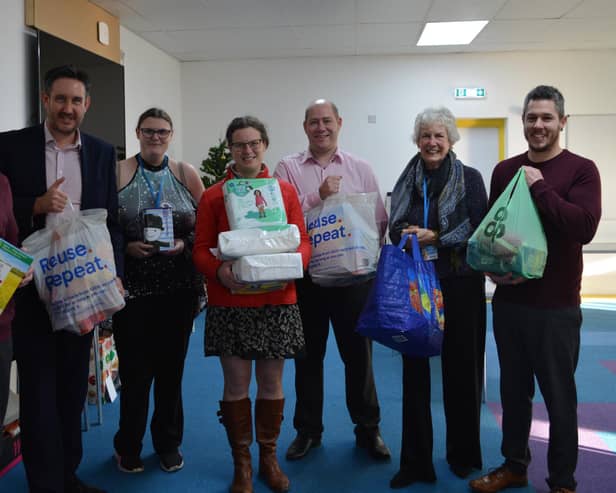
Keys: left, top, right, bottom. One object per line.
{"left": 222, "top": 178, "right": 287, "bottom": 229}
{"left": 230, "top": 280, "right": 288, "bottom": 295}
{"left": 217, "top": 224, "right": 301, "bottom": 259}
{"left": 232, "top": 253, "right": 304, "bottom": 283}
{"left": 223, "top": 178, "right": 287, "bottom": 230}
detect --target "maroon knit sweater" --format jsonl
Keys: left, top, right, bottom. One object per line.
{"left": 0, "top": 173, "right": 19, "bottom": 342}
{"left": 490, "top": 150, "right": 601, "bottom": 308}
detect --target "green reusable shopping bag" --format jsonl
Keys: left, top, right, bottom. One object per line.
{"left": 467, "top": 167, "right": 547, "bottom": 279}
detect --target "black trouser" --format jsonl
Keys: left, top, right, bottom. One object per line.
{"left": 292, "top": 276, "right": 380, "bottom": 438}
{"left": 400, "top": 275, "right": 486, "bottom": 474}
{"left": 493, "top": 300, "right": 581, "bottom": 491}
{"left": 112, "top": 291, "right": 194, "bottom": 456}
{"left": 12, "top": 285, "right": 94, "bottom": 493}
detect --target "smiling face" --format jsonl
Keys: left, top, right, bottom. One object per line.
{"left": 417, "top": 123, "right": 451, "bottom": 170}
{"left": 303, "top": 102, "right": 342, "bottom": 158}
{"left": 523, "top": 99, "right": 566, "bottom": 159}
{"left": 42, "top": 77, "right": 90, "bottom": 141}
{"left": 143, "top": 226, "right": 162, "bottom": 242}
{"left": 230, "top": 126, "right": 267, "bottom": 178}
{"left": 137, "top": 116, "right": 173, "bottom": 164}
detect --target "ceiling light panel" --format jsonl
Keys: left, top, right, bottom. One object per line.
{"left": 417, "top": 20, "right": 488, "bottom": 46}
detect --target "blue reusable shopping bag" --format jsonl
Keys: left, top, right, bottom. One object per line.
{"left": 356, "top": 234, "right": 444, "bottom": 357}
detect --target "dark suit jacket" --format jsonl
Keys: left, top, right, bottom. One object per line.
{"left": 0, "top": 123, "right": 124, "bottom": 276}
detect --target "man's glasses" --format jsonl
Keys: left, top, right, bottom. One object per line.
{"left": 230, "top": 139, "right": 262, "bottom": 151}
{"left": 140, "top": 128, "right": 172, "bottom": 139}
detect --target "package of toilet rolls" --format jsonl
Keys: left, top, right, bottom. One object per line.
{"left": 223, "top": 178, "right": 287, "bottom": 230}
{"left": 232, "top": 253, "right": 304, "bottom": 283}
{"left": 217, "top": 224, "right": 301, "bottom": 259}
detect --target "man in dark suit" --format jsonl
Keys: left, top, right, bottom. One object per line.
{"left": 0, "top": 65, "right": 123, "bottom": 493}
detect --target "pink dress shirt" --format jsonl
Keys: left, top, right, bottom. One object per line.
{"left": 44, "top": 123, "right": 82, "bottom": 225}
{"left": 274, "top": 148, "right": 388, "bottom": 238}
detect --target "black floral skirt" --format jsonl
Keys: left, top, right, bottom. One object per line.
{"left": 204, "top": 304, "right": 305, "bottom": 360}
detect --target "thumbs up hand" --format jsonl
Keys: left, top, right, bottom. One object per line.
{"left": 33, "top": 177, "right": 69, "bottom": 215}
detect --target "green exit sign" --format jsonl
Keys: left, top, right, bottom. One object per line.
{"left": 454, "top": 87, "right": 487, "bottom": 99}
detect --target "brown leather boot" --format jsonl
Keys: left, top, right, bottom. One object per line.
{"left": 255, "top": 398, "right": 290, "bottom": 492}
{"left": 218, "top": 398, "right": 253, "bottom": 493}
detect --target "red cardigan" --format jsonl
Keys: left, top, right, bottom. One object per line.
{"left": 194, "top": 166, "right": 311, "bottom": 307}
{"left": 0, "top": 173, "right": 19, "bottom": 342}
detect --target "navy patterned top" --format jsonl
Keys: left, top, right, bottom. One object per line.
{"left": 118, "top": 158, "right": 201, "bottom": 298}
{"left": 390, "top": 164, "right": 488, "bottom": 279}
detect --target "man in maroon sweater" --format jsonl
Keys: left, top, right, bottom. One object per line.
{"left": 470, "top": 86, "right": 601, "bottom": 493}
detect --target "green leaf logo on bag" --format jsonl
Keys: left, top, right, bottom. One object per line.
{"left": 483, "top": 207, "right": 507, "bottom": 243}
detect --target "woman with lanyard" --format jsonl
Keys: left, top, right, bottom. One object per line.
{"left": 113, "top": 107, "right": 204, "bottom": 474}
{"left": 388, "top": 107, "right": 488, "bottom": 489}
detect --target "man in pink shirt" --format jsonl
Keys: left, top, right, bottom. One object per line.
{"left": 274, "top": 99, "right": 390, "bottom": 462}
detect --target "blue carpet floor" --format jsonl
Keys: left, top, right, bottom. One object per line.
{"left": 2, "top": 304, "right": 615, "bottom": 492}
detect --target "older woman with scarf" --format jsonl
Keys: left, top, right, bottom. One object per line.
{"left": 388, "top": 107, "right": 488, "bottom": 488}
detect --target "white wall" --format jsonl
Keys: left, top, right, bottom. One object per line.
{"left": 120, "top": 26, "right": 183, "bottom": 159}
{"left": 0, "top": 0, "right": 30, "bottom": 132}
{"left": 181, "top": 50, "right": 616, "bottom": 198}
{"left": 181, "top": 50, "right": 616, "bottom": 295}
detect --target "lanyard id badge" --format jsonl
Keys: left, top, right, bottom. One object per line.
{"left": 421, "top": 178, "right": 438, "bottom": 261}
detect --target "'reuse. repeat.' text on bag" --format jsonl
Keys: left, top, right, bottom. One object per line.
{"left": 22, "top": 208, "right": 125, "bottom": 335}
{"left": 306, "top": 192, "right": 380, "bottom": 287}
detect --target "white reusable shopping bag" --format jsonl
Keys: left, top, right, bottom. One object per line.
{"left": 22, "top": 208, "right": 125, "bottom": 335}
{"left": 305, "top": 192, "right": 380, "bottom": 286}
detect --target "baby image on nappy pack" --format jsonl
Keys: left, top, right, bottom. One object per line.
{"left": 223, "top": 178, "right": 287, "bottom": 230}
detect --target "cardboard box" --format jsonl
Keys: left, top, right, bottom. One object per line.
{"left": 88, "top": 334, "right": 120, "bottom": 404}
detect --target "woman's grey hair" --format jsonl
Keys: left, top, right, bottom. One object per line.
{"left": 412, "top": 106, "right": 460, "bottom": 146}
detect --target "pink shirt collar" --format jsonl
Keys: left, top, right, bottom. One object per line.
{"left": 44, "top": 122, "right": 82, "bottom": 149}
{"left": 300, "top": 148, "right": 343, "bottom": 166}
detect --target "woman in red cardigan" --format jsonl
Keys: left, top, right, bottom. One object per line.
{"left": 0, "top": 173, "right": 32, "bottom": 427}
{"left": 194, "top": 116, "right": 310, "bottom": 493}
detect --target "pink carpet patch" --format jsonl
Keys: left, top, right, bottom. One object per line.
{"left": 487, "top": 402, "right": 616, "bottom": 453}
{"left": 487, "top": 402, "right": 616, "bottom": 491}
{"left": 600, "top": 360, "right": 616, "bottom": 374}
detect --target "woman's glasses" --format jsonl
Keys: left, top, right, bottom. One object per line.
{"left": 140, "top": 128, "right": 172, "bottom": 139}
{"left": 230, "top": 139, "right": 262, "bottom": 151}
